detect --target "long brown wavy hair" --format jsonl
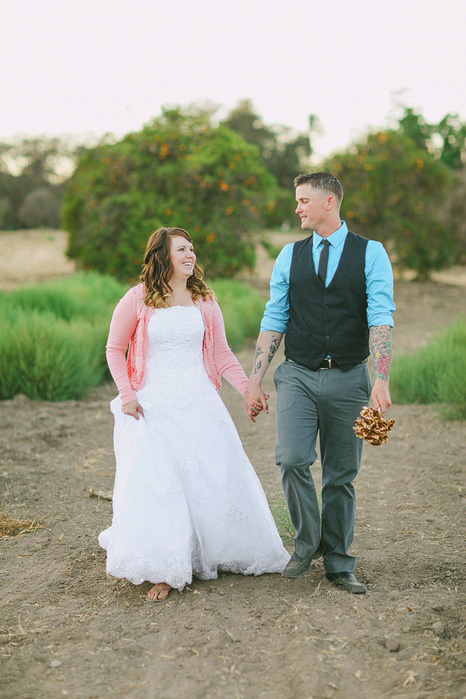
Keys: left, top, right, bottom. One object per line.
{"left": 139, "top": 227, "right": 214, "bottom": 308}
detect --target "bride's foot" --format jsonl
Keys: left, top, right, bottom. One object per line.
{"left": 146, "top": 583, "right": 172, "bottom": 602}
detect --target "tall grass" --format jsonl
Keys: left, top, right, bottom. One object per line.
{"left": 390, "top": 318, "right": 466, "bottom": 420}
{"left": 211, "top": 279, "right": 265, "bottom": 350}
{"left": 0, "top": 272, "right": 127, "bottom": 322}
{"left": 0, "top": 273, "right": 127, "bottom": 401}
{"left": 0, "top": 310, "right": 106, "bottom": 400}
{"left": 0, "top": 273, "right": 265, "bottom": 401}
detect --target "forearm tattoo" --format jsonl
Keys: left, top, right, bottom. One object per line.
{"left": 252, "top": 334, "right": 281, "bottom": 376}
{"left": 268, "top": 335, "right": 280, "bottom": 364}
{"left": 252, "top": 346, "right": 264, "bottom": 375}
{"left": 370, "top": 325, "right": 392, "bottom": 381}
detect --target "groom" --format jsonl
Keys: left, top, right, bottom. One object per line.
{"left": 245, "top": 172, "right": 395, "bottom": 594}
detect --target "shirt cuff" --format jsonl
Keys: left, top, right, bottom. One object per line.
{"left": 368, "top": 314, "right": 394, "bottom": 328}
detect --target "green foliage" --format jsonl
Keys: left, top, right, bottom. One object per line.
{"left": 324, "top": 130, "right": 455, "bottom": 279}
{"left": 399, "top": 107, "right": 466, "bottom": 170}
{"left": 263, "top": 188, "right": 299, "bottom": 229}
{"left": 222, "top": 99, "right": 311, "bottom": 189}
{"left": 0, "top": 272, "right": 264, "bottom": 400}
{"left": 2, "top": 271, "right": 127, "bottom": 322}
{"left": 62, "top": 107, "right": 277, "bottom": 281}
{"left": 211, "top": 279, "right": 265, "bottom": 350}
{"left": 0, "top": 273, "right": 127, "bottom": 401}
{"left": 0, "top": 310, "right": 106, "bottom": 401}
{"left": 390, "top": 319, "right": 466, "bottom": 420}
{"left": 222, "top": 100, "right": 310, "bottom": 228}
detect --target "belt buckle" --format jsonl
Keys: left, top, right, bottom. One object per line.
{"left": 322, "top": 358, "right": 331, "bottom": 369}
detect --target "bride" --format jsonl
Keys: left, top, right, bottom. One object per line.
{"left": 99, "top": 227, "right": 289, "bottom": 601}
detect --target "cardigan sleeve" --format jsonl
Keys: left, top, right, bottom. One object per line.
{"left": 211, "top": 299, "right": 249, "bottom": 396}
{"left": 105, "top": 288, "right": 138, "bottom": 405}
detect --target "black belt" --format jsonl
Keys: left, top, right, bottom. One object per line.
{"left": 286, "top": 357, "right": 338, "bottom": 369}
{"left": 287, "top": 357, "right": 368, "bottom": 370}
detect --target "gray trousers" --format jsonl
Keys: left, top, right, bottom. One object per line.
{"left": 274, "top": 359, "right": 371, "bottom": 574}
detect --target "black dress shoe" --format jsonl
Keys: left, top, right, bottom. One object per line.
{"left": 326, "top": 572, "right": 367, "bottom": 594}
{"left": 282, "top": 544, "right": 324, "bottom": 579}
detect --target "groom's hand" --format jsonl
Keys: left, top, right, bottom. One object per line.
{"left": 244, "top": 382, "right": 269, "bottom": 423}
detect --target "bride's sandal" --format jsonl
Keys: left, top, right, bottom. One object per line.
{"left": 146, "top": 583, "right": 172, "bottom": 602}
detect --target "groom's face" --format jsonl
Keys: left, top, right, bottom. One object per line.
{"left": 295, "top": 184, "right": 330, "bottom": 231}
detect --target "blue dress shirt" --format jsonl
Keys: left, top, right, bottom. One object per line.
{"left": 260, "top": 221, "right": 395, "bottom": 334}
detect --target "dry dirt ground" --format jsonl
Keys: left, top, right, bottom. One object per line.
{"left": 1, "top": 231, "right": 465, "bottom": 699}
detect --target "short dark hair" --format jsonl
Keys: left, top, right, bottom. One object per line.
{"left": 294, "top": 172, "right": 343, "bottom": 203}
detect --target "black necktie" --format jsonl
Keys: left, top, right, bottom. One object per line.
{"left": 318, "top": 239, "right": 330, "bottom": 285}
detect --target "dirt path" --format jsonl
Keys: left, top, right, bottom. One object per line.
{"left": 1, "top": 234, "right": 465, "bottom": 698}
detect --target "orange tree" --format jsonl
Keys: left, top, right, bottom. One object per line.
{"left": 324, "top": 130, "right": 455, "bottom": 279}
{"left": 62, "top": 108, "right": 277, "bottom": 281}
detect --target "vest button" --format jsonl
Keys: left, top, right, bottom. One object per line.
{"left": 324, "top": 305, "right": 329, "bottom": 310}
{"left": 324, "top": 291, "right": 329, "bottom": 295}
{"left": 325, "top": 335, "right": 330, "bottom": 339}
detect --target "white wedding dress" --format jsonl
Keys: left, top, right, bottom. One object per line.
{"left": 99, "top": 306, "right": 290, "bottom": 588}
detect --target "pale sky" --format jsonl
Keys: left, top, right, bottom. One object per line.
{"left": 1, "top": 0, "right": 465, "bottom": 160}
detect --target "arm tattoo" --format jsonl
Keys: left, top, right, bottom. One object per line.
{"left": 267, "top": 334, "right": 280, "bottom": 364}
{"left": 252, "top": 334, "right": 281, "bottom": 376}
{"left": 252, "top": 345, "right": 263, "bottom": 375}
{"left": 369, "top": 325, "right": 392, "bottom": 381}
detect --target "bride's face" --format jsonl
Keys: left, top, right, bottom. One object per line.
{"left": 169, "top": 235, "right": 196, "bottom": 280}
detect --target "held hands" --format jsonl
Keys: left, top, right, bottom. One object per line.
{"left": 370, "top": 378, "right": 391, "bottom": 415}
{"left": 244, "top": 382, "right": 270, "bottom": 423}
{"left": 122, "top": 399, "right": 144, "bottom": 420}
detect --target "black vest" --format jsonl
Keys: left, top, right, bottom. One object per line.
{"left": 285, "top": 231, "right": 369, "bottom": 371}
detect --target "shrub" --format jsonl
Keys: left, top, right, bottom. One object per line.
{"left": 62, "top": 107, "right": 278, "bottom": 282}
{"left": 2, "top": 271, "right": 127, "bottom": 322}
{"left": 390, "top": 319, "right": 466, "bottom": 419}
{"left": 211, "top": 280, "right": 265, "bottom": 350}
{"left": 0, "top": 310, "right": 106, "bottom": 400}
{"left": 0, "top": 273, "right": 127, "bottom": 401}
{"left": 324, "top": 130, "right": 455, "bottom": 280}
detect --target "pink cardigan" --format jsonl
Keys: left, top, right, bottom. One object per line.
{"left": 106, "top": 284, "right": 249, "bottom": 405}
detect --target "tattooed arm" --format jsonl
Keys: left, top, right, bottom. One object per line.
{"left": 369, "top": 324, "right": 392, "bottom": 414}
{"left": 244, "top": 331, "right": 283, "bottom": 422}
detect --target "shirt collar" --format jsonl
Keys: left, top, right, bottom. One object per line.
{"left": 312, "top": 221, "right": 348, "bottom": 250}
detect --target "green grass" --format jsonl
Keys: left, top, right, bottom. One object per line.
{"left": 0, "top": 273, "right": 128, "bottom": 401}
{"left": 390, "top": 318, "right": 466, "bottom": 420}
{"left": 0, "top": 273, "right": 265, "bottom": 401}
{"left": 0, "top": 310, "right": 106, "bottom": 400}
{"left": 270, "top": 494, "right": 295, "bottom": 545}
{"left": 0, "top": 271, "right": 127, "bottom": 323}
{"left": 210, "top": 279, "right": 265, "bottom": 350}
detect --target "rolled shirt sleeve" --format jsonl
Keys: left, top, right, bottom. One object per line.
{"left": 365, "top": 241, "right": 395, "bottom": 328}
{"left": 260, "top": 243, "right": 294, "bottom": 333}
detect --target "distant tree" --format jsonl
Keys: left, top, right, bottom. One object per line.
{"left": 18, "top": 187, "right": 61, "bottom": 228}
{"left": 222, "top": 100, "right": 312, "bottom": 226}
{"left": 223, "top": 100, "right": 312, "bottom": 188}
{"left": 62, "top": 107, "right": 277, "bottom": 281}
{"left": 398, "top": 107, "right": 466, "bottom": 169}
{"left": 0, "top": 136, "right": 73, "bottom": 230}
{"left": 325, "top": 130, "right": 455, "bottom": 279}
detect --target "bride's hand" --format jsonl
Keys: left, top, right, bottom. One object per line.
{"left": 122, "top": 399, "right": 144, "bottom": 420}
